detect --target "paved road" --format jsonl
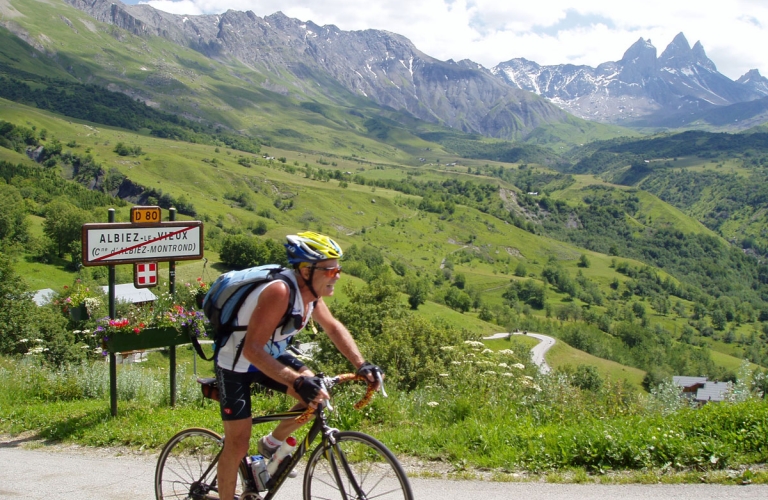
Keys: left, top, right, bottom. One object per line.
{"left": 2, "top": 445, "right": 767, "bottom": 500}
{"left": 484, "top": 331, "right": 555, "bottom": 373}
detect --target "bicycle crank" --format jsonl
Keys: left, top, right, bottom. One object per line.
{"left": 239, "top": 490, "right": 262, "bottom": 500}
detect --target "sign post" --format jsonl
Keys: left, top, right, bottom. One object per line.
{"left": 83, "top": 207, "right": 204, "bottom": 416}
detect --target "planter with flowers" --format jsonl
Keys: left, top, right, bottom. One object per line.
{"left": 99, "top": 304, "right": 209, "bottom": 354}
{"left": 193, "top": 277, "right": 210, "bottom": 309}
{"left": 57, "top": 281, "right": 103, "bottom": 322}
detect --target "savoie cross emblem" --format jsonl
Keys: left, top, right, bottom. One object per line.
{"left": 134, "top": 262, "right": 158, "bottom": 288}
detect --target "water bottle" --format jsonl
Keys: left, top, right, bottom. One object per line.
{"left": 266, "top": 436, "right": 297, "bottom": 475}
{"left": 249, "top": 454, "right": 270, "bottom": 491}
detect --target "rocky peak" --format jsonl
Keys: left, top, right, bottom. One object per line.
{"left": 618, "top": 37, "right": 657, "bottom": 83}
{"left": 658, "top": 32, "right": 692, "bottom": 68}
{"left": 737, "top": 69, "right": 768, "bottom": 96}
{"left": 692, "top": 41, "right": 717, "bottom": 72}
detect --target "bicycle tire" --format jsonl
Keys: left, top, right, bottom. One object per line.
{"left": 303, "top": 431, "right": 413, "bottom": 500}
{"left": 155, "top": 427, "right": 247, "bottom": 500}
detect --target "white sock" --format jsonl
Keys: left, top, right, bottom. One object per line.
{"left": 264, "top": 433, "right": 282, "bottom": 449}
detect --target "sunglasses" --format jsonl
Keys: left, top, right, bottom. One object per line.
{"left": 313, "top": 265, "right": 342, "bottom": 277}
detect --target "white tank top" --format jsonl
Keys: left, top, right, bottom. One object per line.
{"left": 215, "top": 271, "right": 313, "bottom": 373}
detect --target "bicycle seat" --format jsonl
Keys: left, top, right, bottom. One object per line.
{"left": 197, "top": 377, "right": 219, "bottom": 401}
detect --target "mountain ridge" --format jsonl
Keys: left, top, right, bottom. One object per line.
{"left": 493, "top": 32, "right": 768, "bottom": 129}
{"left": 59, "top": 0, "right": 570, "bottom": 140}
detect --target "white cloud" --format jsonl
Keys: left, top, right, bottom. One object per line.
{"left": 135, "top": 0, "right": 768, "bottom": 79}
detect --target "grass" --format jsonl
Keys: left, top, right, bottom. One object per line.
{"left": 2, "top": 351, "right": 767, "bottom": 484}
{"left": 546, "top": 339, "right": 646, "bottom": 388}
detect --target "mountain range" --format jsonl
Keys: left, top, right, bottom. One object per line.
{"left": 3, "top": 0, "right": 767, "bottom": 139}
{"left": 55, "top": 0, "right": 571, "bottom": 140}
{"left": 493, "top": 33, "right": 768, "bottom": 129}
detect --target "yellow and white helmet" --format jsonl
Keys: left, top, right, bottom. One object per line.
{"left": 285, "top": 231, "right": 343, "bottom": 265}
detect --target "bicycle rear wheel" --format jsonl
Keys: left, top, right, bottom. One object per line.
{"left": 155, "top": 427, "right": 247, "bottom": 500}
{"left": 303, "top": 431, "right": 413, "bottom": 500}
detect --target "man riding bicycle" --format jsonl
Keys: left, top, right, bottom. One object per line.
{"left": 215, "top": 231, "right": 383, "bottom": 500}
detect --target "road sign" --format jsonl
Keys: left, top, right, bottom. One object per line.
{"left": 81, "top": 221, "right": 204, "bottom": 266}
{"left": 131, "top": 206, "right": 162, "bottom": 224}
{"left": 134, "top": 262, "right": 158, "bottom": 288}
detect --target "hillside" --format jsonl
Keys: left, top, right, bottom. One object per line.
{"left": 0, "top": 0, "right": 633, "bottom": 148}
{"left": 1, "top": 0, "right": 767, "bottom": 387}
{"left": 2, "top": 95, "right": 765, "bottom": 386}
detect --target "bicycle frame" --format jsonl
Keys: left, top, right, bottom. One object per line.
{"left": 195, "top": 404, "right": 338, "bottom": 500}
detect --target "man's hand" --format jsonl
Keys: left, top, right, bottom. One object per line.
{"left": 356, "top": 361, "right": 384, "bottom": 384}
{"left": 292, "top": 375, "right": 326, "bottom": 405}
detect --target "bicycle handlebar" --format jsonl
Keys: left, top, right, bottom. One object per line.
{"left": 294, "top": 373, "right": 380, "bottom": 424}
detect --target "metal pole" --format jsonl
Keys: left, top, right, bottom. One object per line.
{"left": 168, "top": 207, "right": 177, "bottom": 407}
{"left": 108, "top": 208, "right": 117, "bottom": 417}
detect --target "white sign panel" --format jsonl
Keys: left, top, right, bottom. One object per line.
{"left": 82, "top": 222, "right": 204, "bottom": 266}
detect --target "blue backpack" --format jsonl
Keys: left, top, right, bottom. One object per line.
{"left": 192, "top": 265, "right": 302, "bottom": 364}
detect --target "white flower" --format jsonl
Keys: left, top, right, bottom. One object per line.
{"left": 18, "top": 339, "right": 29, "bottom": 343}
{"left": 440, "top": 346, "right": 455, "bottom": 351}
{"left": 427, "top": 401, "right": 439, "bottom": 407}
{"left": 73, "top": 330, "right": 82, "bottom": 334}
{"left": 498, "top": 362, "right": 509, "bottom": 368}
{"left": 34, "top": 339, "right": 44, "bottom": 343}
{"left": 501, "top": 372, "right": 515, "bottom": 377}
{"left": 498, "top": 349, "right": 515, "bottom": 355}
{"left": 451, "top": 361, "right": 463, "bottom": 365}
{"left": 463, "top": 340, "right": 485, "bottom": 347}
{"left": 513, "top": 363, "right": 525, "bottom": 370}
{"left": 481, "top": 348, "right": 493, "bottom": 354}
{"left": 439, "top": 373, "right": 449, "bottom": 377}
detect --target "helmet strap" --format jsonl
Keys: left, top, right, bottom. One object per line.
{"left": 301, "top": 266, "right": 319, "bottom": 300}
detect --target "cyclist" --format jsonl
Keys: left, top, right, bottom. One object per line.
{"left": 215, "top": 231, "right": 383, "bottom": 500}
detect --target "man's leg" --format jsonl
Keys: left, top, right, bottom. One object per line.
{"left": 218, "top": 418, "right": 252, "bottom": 500}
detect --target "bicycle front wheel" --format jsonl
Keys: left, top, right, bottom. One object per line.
{"left": 303, "top": 431, "right": 413, "bottom": 500}
{"left": 155, "top": 427, "right": 247, "bottom": 500}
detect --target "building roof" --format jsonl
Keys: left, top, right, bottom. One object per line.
{"left": 696, "top": 382, "right": 730, "bottom": 402}
{"left": 100, "top": 284, "right": 157, "bottom": 304}
{"left": 673, "top": 376, "right": 708, "bottom": 388}
{"left": 33, "top": 288, "right": 56, "bottom": 306}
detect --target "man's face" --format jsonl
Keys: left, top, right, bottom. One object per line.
{"left": 303, "top": 259, "right": 342, "bottom": 296}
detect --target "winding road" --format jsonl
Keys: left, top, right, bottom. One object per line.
{"left": 484, "top": 331, "right": 555, "bottom": 373}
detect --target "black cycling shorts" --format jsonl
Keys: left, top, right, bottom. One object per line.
{"left": 215, "top": 353, "right": 306, "bottom": 421}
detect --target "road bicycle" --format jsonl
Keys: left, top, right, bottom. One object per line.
{"left": 154, "top": 373, "right": 413, "bottom": 500}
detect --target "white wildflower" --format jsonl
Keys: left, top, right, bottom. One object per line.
{"left": 427, "top": 401, "right": 439, "bottom": 407}
{"left": 440, "top": 346, "right": 455, "bottom": 351}
{"left": 501, "top": 372, "right": 515, "bottom": 377}
{"left": 481, "top": 348, "right": 493, "bottom": 354}
{"left": 513, "top": 363, "right": 526, "bottom": 370}
{"left": 451, "top": 361, "right": 462, "bottom": 365}
{"left": 498, "top": 349, "right": 515, "bottom": 355}
{"left": 439, "top": 373, "right": 449, "bottom": 377}
{"left": 498, "top": 362, "right": 509, "bottom": 368}
{"left": 463, "top": 340, "right": 485, "bottom": 347}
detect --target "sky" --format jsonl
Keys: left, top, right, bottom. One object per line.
{"left": 124, "top": 0, "right": 768, "bottom": 80}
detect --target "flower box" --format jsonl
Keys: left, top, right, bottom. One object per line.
{"left": 69, "top": 304, "right": 89, "bottom": 322}
{"left": 103, "top": 327, "right": 191, "bottom": 354}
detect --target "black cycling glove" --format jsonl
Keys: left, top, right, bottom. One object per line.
{"left": 293, "top": 375, "right": 324, "bottom": 404}
{"left": 356, "top": 361, "right": 384, "bottom": 382}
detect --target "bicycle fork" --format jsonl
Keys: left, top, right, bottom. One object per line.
{"left": 322, "top": 433, "right": 369, "bottom": 500}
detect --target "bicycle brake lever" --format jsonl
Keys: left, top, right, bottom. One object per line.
{"left": 376, "top": 372, "right": 388, "bottom": 398}
{"left": 320, "top": 378, "right": 333, "bottom": 412}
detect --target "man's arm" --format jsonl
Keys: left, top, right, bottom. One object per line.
{"left": 241, "top": 282, "right": 303, "bottom": 388}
